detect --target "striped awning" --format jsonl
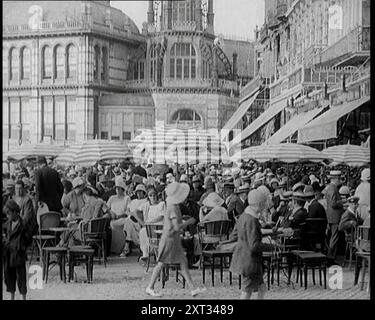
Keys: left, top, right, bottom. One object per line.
{"left": 5, "top": 143, "right": 65, "bottom": 162}
{"left": 232, "top": 143, "right": 329, "bottom": 163}
{"left": 55, "top": 140, "right": 133, "bottom": 167}
{"left": 263, "top": 104, "right": 327, "bottom": 145}
{"left": 322, "top": 144, "right": 370, "bottom": 167}
{"left": 298, "top": 96, "right": 370, "bottom": 143}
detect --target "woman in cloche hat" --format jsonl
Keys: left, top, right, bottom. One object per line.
{"left": 146, "top": 182, "right": 206, "bottom": 298}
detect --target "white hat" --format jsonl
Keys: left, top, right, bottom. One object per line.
{"left": 166, "top": 182, "right": 190, "bottom": 205}
{"left": 72, "top": 177, "right": 85, "bottom": 189}
{"left": 328, "top": 170, "right": 342, "bottom": 178}
{"left": 309, "top": 174, "right": 319, "bottom": 183}
{"left": 360, "top": 168, "right": 370, "bottom": 181}
{"left": 339, "top": 186, "right": 350, "bottom": 195}
{"left": 115, "top": 179, "right": 126, "bottom": 191}
{"left": 254, "top": 172, "right": 265, "bottom": 183}
{"left": 180, "top": 174, "right": 188, "bottom": 182}
{"left": 135, "top": 184, "right": 147, "bottom": 194}
{"left": 247, "top": 189, "right": 267, "bottom": 208}
{"left": 202, "top": 192, "right": 225, "bottom": 208}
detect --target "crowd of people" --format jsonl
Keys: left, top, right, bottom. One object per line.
{"left": 2, "top": 155, "right": 371, "bottom": 299}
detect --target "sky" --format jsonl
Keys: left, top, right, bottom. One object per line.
{"left": 111, "top": 0, "right": 265, "bottom": 41}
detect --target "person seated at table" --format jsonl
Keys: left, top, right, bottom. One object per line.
{"left": 271, "top": 191, "right": 293, "bottom": 223}
{"left": 58, "top": 186, "right": 112, "bottom": 247}
{"left": 121, "top": 184, "right": 148, "bottom": 257}
{"left": 339, "top": 196, "right": 363, "bottom": 233}
{"left": 61, "top": 177, "right": 85, "bottom": 218}
{"left": 199, "top": 192, "right": 228, "bottom": 223}
{"left": 139, "top": 186, "right": 165, "bottom": 263}
{"left": 276, "top": 192, "right": 308, "bottom": 235}
{"left": 108, "top": 178, "right": 131, "bottom": 255}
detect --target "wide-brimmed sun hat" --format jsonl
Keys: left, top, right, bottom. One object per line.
{"left": 292, "top": 191, "right": 306, "bottom": 201}
{"left": 135, "top": 184, "right": 147, "bottom": 194}
{"left": 202, "top": 192, "right": 225, "bottom": 208}
{"left": 280, "top": 191, "right": 293, "bottom": 200}
{"left": 72, "top": 177, "right": 85, "bottom": 189}
{"left": 360, "top": 168, "right": 370, "bottom": 181}
{"left": 166, "top": 182, "right": 190, "bottom": 205}
{"left": 303, "top": 185, "right": 316, "bottom": 198}
{"left": 254, "top": 172, "right": 265, "bottom": 183}
{"left": 292, "top": 182, "right": 305, "bottom": 192}
{"left": 115, "top": 179, "right": 126, "bottom": 191}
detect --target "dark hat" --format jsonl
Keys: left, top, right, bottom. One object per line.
{"left": 223, "top": 182, "right": 235, "bottom": 189}
{"left": 4, "top": 199, "right": 20, "bottom": 213}
{"left": 292, "top": 191, "right": 306, "bottom": 201}
{"left": 37, "top": 156, "right": 47, "bottom": 165}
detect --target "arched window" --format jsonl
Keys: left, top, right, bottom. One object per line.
{"left": 20, "top": 47, "right": 31, "bottom": 80}
{"left": 101, "top": 46, "right": 107, "bottom": 81}
{"left": 54, "top": 45, "right": 65, "bottom": 79}
{"left": 94, "top": 45, "right": 100, "bottom": 80}
{"left": 133, "top": 53, "right": 146, "bottom": 80}
{"left": 171, "top": 109, "right": 202, "bottom": 126}
{"left": 42, "top": 46, "right": 52, "bottom": 79}
{"left": 9, "top": 47, "right": 19, "bottom": 81}
{"left": 67, "top": 44, "right": 77, "bottom": 79}
{"left": 150, "top": 44, "right": 158, "bottom": 82}
{"left": 170, "top": 43, "right": 196, "bottom": 80}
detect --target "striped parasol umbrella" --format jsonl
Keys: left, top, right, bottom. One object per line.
{"left": 5, "top": 143, "right": 65, "bottom": 162}
{"left": 130, "top": 126, "right": 227, "bottom": 164}
{"left": 322, "top": 144, "right": 370, "bottom": 167}
{"left": 55, "top": 140, "right": 133, "bottom": 167}
{"left": 231, "top": 143, "right": 328, "bottom": 163}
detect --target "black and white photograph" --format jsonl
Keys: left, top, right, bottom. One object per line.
{"left": 1, "top": 0, "right": 371, "bottom": 303}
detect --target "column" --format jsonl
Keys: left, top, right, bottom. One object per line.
{"left": 207, "top": 0, "right": 214, "bottom": 31}
{"left": 195, "top": 0, "right": 202, "bottom": 31}
{"left": 147, "top": 0, "right": 154, "bottom": 24}
{"left": 167, "top": 0, "right": 172, "bottom": 30}
{"left": 29, "top": 89, "right": 41, "bottom": 144}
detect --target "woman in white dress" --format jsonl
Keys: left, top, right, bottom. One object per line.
{"left": 121, "top": 184, "right": 148, "bottom": 256}
{"left": 139, "top": 186, "right": 165, "bottom": 261}
{"left": 107, "top": 178, "right": 131, "bottom": 255}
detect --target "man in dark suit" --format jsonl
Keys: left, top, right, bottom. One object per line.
{"left": 34, "top": 156, "right": 64, "bottom": 213}
{"left": 223, "top": 182, "right": 245, "bottom": 228}
{"left": 235, "top": 184, "right": 250, "bottom": 209}
{"left": 280, "top": 192, "right": 308, "bottom": 229}
{"left": 304, "top": 185, "right": 327, "bottom": 219}
{"left": 324, "top": 170, "right": 345, "bottom": 265}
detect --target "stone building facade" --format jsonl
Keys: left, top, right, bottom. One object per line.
{"left": 223, "top": 0, "right": 370, "bottom": 151}
{"left": 3, "top": 0, "right": 255, "bottom": 151}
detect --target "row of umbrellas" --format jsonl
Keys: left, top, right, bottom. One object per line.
{"left": 230, "top": 143, "right": 370, "bottom": 166}
{"left": 3, "top": 140, "right": 370, "bottom": 167}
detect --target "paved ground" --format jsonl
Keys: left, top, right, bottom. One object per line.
{"left": 2, "top": 253, "right": 370, "bottom": 300}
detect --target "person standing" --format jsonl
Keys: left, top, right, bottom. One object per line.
{"left": 3, "top": 200, "right": 29, "bottom": 300}
{"left": 145, "top": 182, "right": 206, "bottom": 297}
{"left": 324, "top": 171, "right": 345, "bottom": 265}
{"left": 354, "top": 168, "right": 370, "bottom": 221}
{"left": 229, "top": 189, "right": 275, "bottom": 299}
{"left": 34, "top": 156, "right": 64, "bottom": 213}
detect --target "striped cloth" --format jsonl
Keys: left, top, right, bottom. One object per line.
{"left": 322, "top": 144, "right": 370, "bottom": 167}
{"left": 231, "top": 143, "right": 328, "bottom": 163}
{"left": 5, "top": 143, "right": 65, "bottom": 161}
{"left": 55, "top": 140, "right": 133, "bottom": 167}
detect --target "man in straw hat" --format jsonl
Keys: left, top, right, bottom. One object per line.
{"left": 229, "top": 189, "right": 276, "bottom": 300}
{"left": 146, "top": 182, "right": 206, "bottom": 297}
{"left": 325, "top": 170, "right": 345, "bottom": 265}
{"left": 223, "top": 182, "right": 245, "bottom": 228}
{"left": 235, "top": 184, "right": 250, "bottom": 208}
{"left": 304, "top": 185, "right": 327, "bottom": 220}
{"left": 338, "top": 196, "right": 362, "bottom": 233}
{"left": 354, "top": 168, "right": 370, "bottom": 220}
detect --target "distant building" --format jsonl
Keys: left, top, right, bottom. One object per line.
{"left": 223, "top": 0, "right": 370, "bottom": 152}
{"left": 3, "top": 0, "right": 255, "bottom": 151}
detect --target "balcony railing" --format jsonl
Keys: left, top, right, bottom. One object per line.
{"left": 3, "top": 17, "right": 144, "bottom": 42}
{"left": 172, "top": 21, "right": 197, "bottom": 32}
{"left": 319, "top": 26, "right": 370, "bottom": 64}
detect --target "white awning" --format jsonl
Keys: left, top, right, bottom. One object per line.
{"left": 221, "top": 89, "right": 260, "bottom": 137}
{"left": 298, "top": 96, "right": 370, "bottom": 143}
{"left": 263, "top": 103, "right": 328, "bottom": 145}
{"left": 231, "top": 98, "right": 287, "bottom": 148}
